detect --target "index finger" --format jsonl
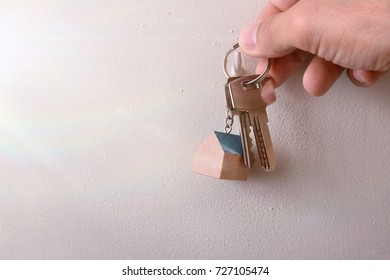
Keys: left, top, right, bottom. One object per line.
{"left": 241, "top": 0, "right": 308, "bottom": 88}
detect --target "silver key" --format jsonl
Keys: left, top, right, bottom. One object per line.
{"left": 225, "top": 75, "right": 276, "bottom": 171}
{"left": 225, "top": 77, "right": 255, "bottom": 169}
{"left": 239, "top": 111, "right": 255, "bottom": 168}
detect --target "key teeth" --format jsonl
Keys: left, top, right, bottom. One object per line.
{"left": 247, "top": 128, "right": 255, "bottom": 168}
{"left": 239, "top": 112, "right": 255, "bottom": 169}
{"left": 250, "top": 113, "right": 276, "bottom": 172}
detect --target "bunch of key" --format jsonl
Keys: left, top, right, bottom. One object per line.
{"left": 225, "top": 73, "right": 276, "bottom": 172}
{"left": 193, "top": 44, "right": 276, "bottom": 181}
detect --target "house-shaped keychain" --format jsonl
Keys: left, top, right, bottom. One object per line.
{"left": 193, "top": 131, "right": 249, "bottom": 181}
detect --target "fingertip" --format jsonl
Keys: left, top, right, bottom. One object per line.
{"left": 302, "top": 74, "right": 327, "bottom": 97}
{"left": 240, "top": 16, "right": 295, "bottom": 58}
{"left": 239, "top": 24, "right": 258, "bottom": 52}
{"left": 261, "top": 78, "right": 277, "bottom": 104}
{"left": 263, "top": 90, "right": 276, "bottom": 105}
{"left": 303, "top": 56, "right": 344, "bottom": 96}
{"left": 347, "top": 69, "right": 383, "bottom": 87}
{"left": 302, "top": 67, "right": 328, "bottom": 97}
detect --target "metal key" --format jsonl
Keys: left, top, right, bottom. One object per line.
{"left": 239, "top": 110, "right": 255, "bottom": 168}
{"left": 225, "top": 75, "right": 276, "bottom": 171}
{"left": 225, "top": 77, "right": 255, "bottom": 168}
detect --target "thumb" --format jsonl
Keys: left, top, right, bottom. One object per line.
{"left": 239, "top": 15, "right": 298, "bottom": 58}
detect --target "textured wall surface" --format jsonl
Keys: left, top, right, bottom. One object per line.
{"left": 1, "top": 0, "right": 389, "bottom": 259}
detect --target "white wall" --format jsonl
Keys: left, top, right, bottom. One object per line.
{"left": 1, "top": 0, "right": 389, "bottom": 259}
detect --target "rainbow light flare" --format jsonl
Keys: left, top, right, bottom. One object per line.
{"left": 0, "top": 2, "right": 178, "bottom": 184}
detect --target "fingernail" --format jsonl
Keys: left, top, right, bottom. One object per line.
{"left": 240, "top": 24, "right": 258, "bottom": 50}
{"left": 353, "top": 70, "right": 368, "bottom": 84}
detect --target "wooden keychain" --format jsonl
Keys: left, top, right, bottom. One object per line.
{"left": 192, "top": 113, "right": 250, "bottom": 181}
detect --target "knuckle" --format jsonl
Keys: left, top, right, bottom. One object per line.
{"left": 256, "top": 20, "right": 277, "bottom": 55}
{"left": 291, "top": 16, "right": 315, "bottom": 51}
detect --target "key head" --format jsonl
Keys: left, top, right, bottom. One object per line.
{"left": 225, "top": 75, "right": 272, "bottom": 113}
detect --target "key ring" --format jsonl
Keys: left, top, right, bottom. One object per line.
{"left": 223, "top": 43, "right": 272, "bottom": 87}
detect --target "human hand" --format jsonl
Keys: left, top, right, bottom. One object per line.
{"left": 239, "top": 0, "right": 390, "bottom": 100}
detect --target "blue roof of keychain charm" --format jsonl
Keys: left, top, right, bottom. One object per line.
{"left": 192, "top": 44, "right": 276, "bottom": 181}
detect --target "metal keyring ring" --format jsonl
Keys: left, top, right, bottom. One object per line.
{"left": 223, "top": 43, "right": 272, "bottom": 87}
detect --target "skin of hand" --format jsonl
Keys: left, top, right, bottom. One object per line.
{"left": 239, "top": 0, "right": 390, "bottom": 101}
